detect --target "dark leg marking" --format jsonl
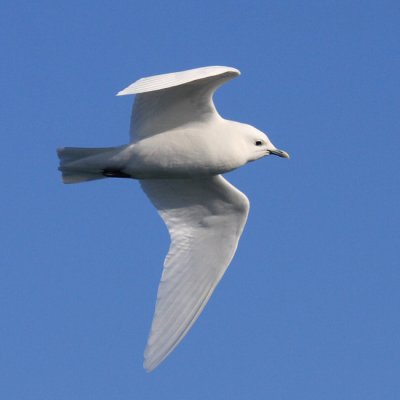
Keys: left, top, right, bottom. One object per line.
{"left": 102, "top": 169, "right": 131, "bottom": 178}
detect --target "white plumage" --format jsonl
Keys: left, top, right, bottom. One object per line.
{"left": 57, "top": 66, "right": 289, "bottom": 371}
{"left": 140, "top": 176, "right": 249, "bottom": 371}
{"left": 117, "top": 66, "right": 239, "bottom": 96}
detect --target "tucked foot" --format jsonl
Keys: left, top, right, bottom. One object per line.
{"left": 102, "top": 169, "right": 131, "bottom": 178}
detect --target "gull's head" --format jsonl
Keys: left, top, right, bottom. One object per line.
{"left": 239, "top": 124, "right": 290, "bottom": 162}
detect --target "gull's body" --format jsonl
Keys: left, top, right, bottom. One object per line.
{"left": 57, "top": 66, "right": 289, "bottom": 371}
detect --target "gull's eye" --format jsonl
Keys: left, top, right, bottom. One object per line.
{"left": 255, "top": 140, "right": 263, "bottom": 146}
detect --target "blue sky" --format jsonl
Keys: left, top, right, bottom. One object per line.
{"left": 1, "top": 1, "right": 399, "bottom": 398}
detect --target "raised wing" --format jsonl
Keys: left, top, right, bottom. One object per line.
{"left": 117, "top": 66, "right": 240, "bottom": 141}
{"left": 140, "top": 175, "right": 249, "bottom": 371}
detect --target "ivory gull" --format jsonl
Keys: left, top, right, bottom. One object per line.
{"left": 57, "top": 66, "right": 289, "bottom": 371}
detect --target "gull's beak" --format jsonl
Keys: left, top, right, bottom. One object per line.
{"left": 269, "top": 149, "right": 290, "bottom": 159}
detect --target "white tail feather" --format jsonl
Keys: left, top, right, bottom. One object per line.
{"left": 57, "top": 147, "right": 119, "bottom": 184}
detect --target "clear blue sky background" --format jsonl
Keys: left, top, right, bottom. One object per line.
{"left": 1, "top": 1, "right": 399, "bottom": 399}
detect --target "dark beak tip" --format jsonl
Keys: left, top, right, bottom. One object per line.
{"left": 270, "top": 149, "right": 290, "bottom": 159}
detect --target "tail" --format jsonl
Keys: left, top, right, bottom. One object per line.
{"left": 57, "top": 146, "right": 120, "bottom": 184}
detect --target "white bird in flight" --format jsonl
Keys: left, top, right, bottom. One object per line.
{"left": 57, "top": 66, "right": 289, "bottom": 372}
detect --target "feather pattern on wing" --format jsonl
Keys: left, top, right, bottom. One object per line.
{"left": 140, "top": 175, "right": 249, "bottom": 371}
{"left": 117, "top": 66, "right": 240, "bottom": 140}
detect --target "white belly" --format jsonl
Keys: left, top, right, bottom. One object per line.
{"left": 122, "top": 128, "right": 244, "bottom": 179}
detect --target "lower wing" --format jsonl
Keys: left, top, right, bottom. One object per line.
{"left": 140, "top": 175, "right": 249, "bottom": 371}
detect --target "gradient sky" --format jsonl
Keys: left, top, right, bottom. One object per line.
{"left": 2, "top": 1, "right": 399, "bottom": 399}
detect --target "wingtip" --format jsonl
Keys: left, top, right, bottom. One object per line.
{"left": 143, "top": 359, "right": 156, "bottom": 373}
{"left": 230, "top": 66, "right": 240, "bottom": 75}
{"left": 116, "top": 88, "right": 130, "bottom": 96}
